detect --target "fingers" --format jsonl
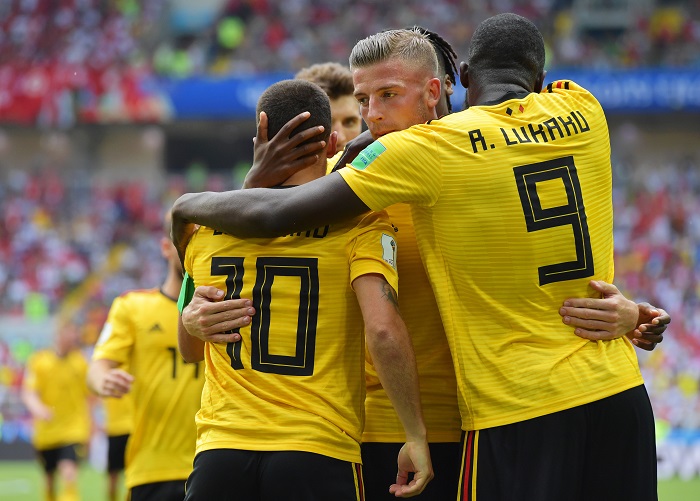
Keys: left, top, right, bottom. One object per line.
{"left": 193, "top": 286, "right": 225, "bottom": 301}
{"left": 275, "top": 111, "right": 314, "bottom": 142}
{"left": 101, "top": 370, "right": 134, "bottom": 397}
{"left": 182, "top": 298, "right": 255, "bottom": 342}
{"left": 293, "top": 139, "right": 327, "bottom": 157}
{"left": 573, "top": 328, "right": 618, "bottom": 341}
{"left": 587, "top": 279, "right": 620, "bottom": 296}
{"left": 560, "top": 306, "right": 617, "bottom": 328}
{"left": 631, "top": 337, "right": 659, "bottom": 351}
{"left": 256, "top": 111, "right": 269, "bottom": 143}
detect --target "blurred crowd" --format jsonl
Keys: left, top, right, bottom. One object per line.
{"left": 612, "top": 153, "right": 700, "bottom": 432}
{"left": 155, "top": 0, "right": 700, "bottom": 77}
{"left": 0, "top": 0, "right": 170, "bottom": 125}
{"left": 1, "top": 0, "right": 699, "bottom": 103}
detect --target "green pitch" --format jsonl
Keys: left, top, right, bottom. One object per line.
{"left": 0, "top": 461, "right": 698, "bottom": 500}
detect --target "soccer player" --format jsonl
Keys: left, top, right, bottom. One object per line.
{"left": 102, "top": 378, "right": 132, "bottom": 501}
{"left": 172, "top": 15, "right": 662, "bottom": 500}
{"left": 178, "top": 25, "right": 668, "bottom": 501}
{"left": 87, "top": 214, "right": 203, "bottom": 501}
{"left": 177, "top": 78, "right": 431, "bottom": 500}
{"left": 296, "top": 62, "right": 362, "bottom": 151}
{"left": 22, "top": 320, "right": 91, "bottom": 501}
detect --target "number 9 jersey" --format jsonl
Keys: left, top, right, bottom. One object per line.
{"left": 183, "top": 210, "right": 398, "bottom": 464}
{"left": 339, "top": 80, "right": 643, "bottom": 432}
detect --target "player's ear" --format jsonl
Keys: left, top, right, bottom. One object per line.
{"left": 534, "top": 70, "right": 546, "bottom": 93}
{"left": 444, "top": 74, "right": 454, "bottom": 97}
{"left": 326, "top": 130, "right": 338, "bottom": 158}
{"left": 427, "top": 77, "right": 441, "bottom": 110}
{"left": 459, "top": 61, "right": 469, "bottom": 88}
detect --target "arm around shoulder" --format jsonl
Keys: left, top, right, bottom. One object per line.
{"left": 171, "top": 174, "right": 370, "bottom": 239}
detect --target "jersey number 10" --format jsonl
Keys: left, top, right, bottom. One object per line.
{"left": 211, "top": 256, "right": 319, "bottom": 376}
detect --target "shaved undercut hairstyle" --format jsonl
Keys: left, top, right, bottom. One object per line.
{"left": 256, "top": 79, "right": 332, "bottom": 146}
{"left": 295, "top": 62, "right": 354, "bottom": 101}
{"left": 468, "top": 13, "right": 545, "bottom": 86}
{"left": 411, "top": 26, "right": 458, "bottom": 112}
{"left": 349, "top": 28, "right": 439, "bottom": 76}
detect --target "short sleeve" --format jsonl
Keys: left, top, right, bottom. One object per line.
{"left": 347, "top": 210, "right": 399, "bottom": 294}
{"left": 339, "top": 127, "right": 443, "bottom": 211}
{"left": 23, "top": 354, "right": 39, "bottom": 391}
{"left": 92, "top": 296, "right": 134, "bottom": 365}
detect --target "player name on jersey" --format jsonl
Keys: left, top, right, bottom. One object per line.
{"left": 467, "top": 109, "right": 592, "bottom": 154}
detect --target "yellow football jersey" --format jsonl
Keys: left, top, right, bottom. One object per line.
{"left": 340, "top": 81, "right": 643, "bottom": 431}
{"left": 24, "top": 349, "right": 90, "bottom": 450}
{"left": 184, "top": 210, "right": 398, "bottom": 464}
{"left": 331, "top": 143, "right": 462, "bottom": 443}
{"left": 93, "top": 289, "right": 203, "bottom": 489}
{"left": 103, "top": 391, "right": 133, "bottom": 437}
{"left": 363, "top": 203, "right": 461, "bottom": 443}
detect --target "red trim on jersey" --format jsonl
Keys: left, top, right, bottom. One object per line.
{"left": 461, "top": 430, "right": 476, "bottom": 500}
{"left": 355, "top": 463, "right": 365, "bottom": 501}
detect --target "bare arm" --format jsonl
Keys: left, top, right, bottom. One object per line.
{"left": 21, "top": 386, "right": 53, "bottom": 421}
{"left": 353, "top": 274, "right": 433, "bottom": 498}
{"left": 171, "top": 172, "right": 369, "bottom": 247}
{"left": 87, "top": 358, "right": 134, "bottom": 398}
{"left": 178, "top": 314, "right": 205, "bottom": 363}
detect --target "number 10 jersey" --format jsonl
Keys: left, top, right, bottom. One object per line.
{"left": 184, "top": 210, "right": 398, "bottom": 464}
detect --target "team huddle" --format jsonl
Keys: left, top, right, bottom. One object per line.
{"left": 23, "top": 13, "right": 670, "bottom": 501}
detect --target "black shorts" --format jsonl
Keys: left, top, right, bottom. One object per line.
{"left": 185, "top": 449, "right": 364, "bottom": 501}
{"left": 361, "top": 441, "right": 460, "bottom": 500}
{"left": 37, "top": 444, "right": 80, "bottom": 474}
{"left": 129, "top": 480, "right": 186, "bottom": 501}
{"left": 458, "top": 385, "right": 657, "bottom": 501}
{"left": 107, "top": 434, "right": 129, "bottom": 473}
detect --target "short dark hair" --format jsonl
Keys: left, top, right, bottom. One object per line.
{"left": 295, "top": 62, "right": 354, "bottom": 101}
{"left": 256, "top": 80, "right": 331, "bottom": 145}
{"left": 468, "top": 13, "right": 545, "bottom": 86}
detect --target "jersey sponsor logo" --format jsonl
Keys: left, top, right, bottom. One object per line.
{"left": 381, "top": 233, "right": 397, "bottom": 268}
{"left": 350, "top": 141, "right": 387, "bottom": 171}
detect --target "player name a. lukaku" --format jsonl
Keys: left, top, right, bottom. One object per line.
{"left": 467, "top": 110, "right": 591, "bottom": 154}
{"left": 500, "top": 109, "right": 591, "bottom": 145}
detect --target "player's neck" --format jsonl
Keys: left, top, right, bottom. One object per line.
{"left": 282, "top": 163, "right": 327, "bottom": 186}
{"left": 471, "top": 83, "right": 531, "bottom": 107}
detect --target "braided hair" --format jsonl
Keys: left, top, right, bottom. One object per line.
{"left": 410, "top": 26, "right": 458, "bottom": 113}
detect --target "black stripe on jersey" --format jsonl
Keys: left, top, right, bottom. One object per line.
{"left": 251, "top": 257, "right": 319, "bottom": 376}
{"left": 211, "top": 257, "right": 246, "bottom": 369}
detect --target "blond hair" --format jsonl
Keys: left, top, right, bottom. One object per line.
{"left": 349, "top": 28, "right": 439, "bottom": 76}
